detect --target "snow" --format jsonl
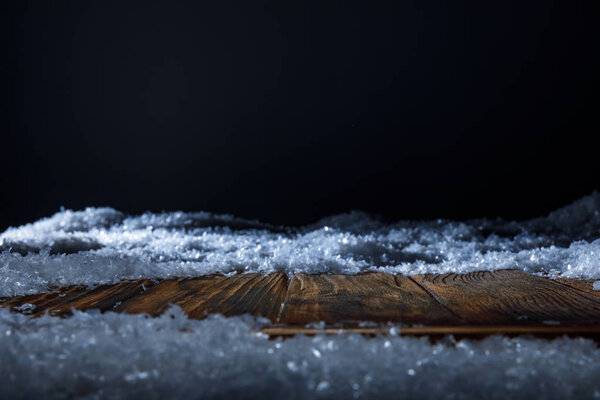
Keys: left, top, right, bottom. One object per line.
{"left": 2, "top": 195, "right": 600, "bottom": 398}
{"left": 1, "top": 307, "right": 599, "bottom": 400}
{"left": 1, "top": 192, "right": 600, "bottom": 296}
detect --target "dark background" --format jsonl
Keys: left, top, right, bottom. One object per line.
{"left": 1, "top": 1, "right": 599, "bottom": 229}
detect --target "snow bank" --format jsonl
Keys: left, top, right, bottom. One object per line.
{"left": 1, "top": 307, "right": 599, "bottom": 400}
{"left": 1, "top": 192, "right": 600, "bottom": 296}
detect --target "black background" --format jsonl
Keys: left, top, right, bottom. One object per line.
{"left": 1, "top": 1, "right": 599, "bottom": 230}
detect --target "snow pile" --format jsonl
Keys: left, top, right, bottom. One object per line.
{"left": 1, "top": 193, "right": 600, "bottom": 296}
{"left": 1, "top": 307, "right": 599, "bottom": 400}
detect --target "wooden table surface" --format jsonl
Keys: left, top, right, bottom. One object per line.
{"left": 2, "top": 270, "right": 600, "bottom": 339}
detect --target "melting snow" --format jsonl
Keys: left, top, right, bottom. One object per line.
{"left": 1, "top": 192, "right": 600, "bottom": 296}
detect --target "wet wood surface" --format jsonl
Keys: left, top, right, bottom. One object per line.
{"left": 2, "top": 270, "right": 600, "bottom": 338}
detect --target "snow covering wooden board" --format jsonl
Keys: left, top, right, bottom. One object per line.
{"left": 2, "top": 270, "right": 600, "bottom": 338}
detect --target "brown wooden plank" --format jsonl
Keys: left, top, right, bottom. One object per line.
{"left": 0, "top": 285, "right": 87, "bottom": 312}
{"left": 411, "top": 270, "right": 600, "bottom": 325}
{"left": 3, "top": 271, "right": 600, "bottom": 341}
{"left": 554, "top": 278, "right": 600, "bottom": 297}
{"left": 115, "top": 272, "right": 288, "bottom": 322}
{"left": 0, "top": 280, "right": 155, "bottom": 317}
{"left": 278, "top": 272, "right": 460, "bottom": 325}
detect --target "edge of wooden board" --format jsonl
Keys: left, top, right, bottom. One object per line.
{"left": 261, "top": 325, "right": 600, "bottom": 339}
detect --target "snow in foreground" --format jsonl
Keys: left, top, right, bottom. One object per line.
{"left": 1, "top": 193, "right": 600, "bottom": 296}
{"left": 1, "top": 307, "right": 599, "bottom": 400}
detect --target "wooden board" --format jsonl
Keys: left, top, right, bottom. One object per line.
{"left": 278, "top": 272, "right": 459, "bottom": 325}
{"left": 411, "top": 270, "right": 600, "bottom": 325}
{"left": 115, "top": 272, "right": 288, "bottom": 322}
{"left": 0, "top": 280, "right": 155, "bottom": 317}
{"left": 554, "top": 278, "right": 600, "bottom": 297}
{"left": 2, "top": 270, "right": 600, "bottom": 339}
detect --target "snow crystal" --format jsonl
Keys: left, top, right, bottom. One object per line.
{"left": 1, "top": 192, "right": 600, "bottom": 296}
{"left": 1, "top": 307, "right": 599, "bottom": 400}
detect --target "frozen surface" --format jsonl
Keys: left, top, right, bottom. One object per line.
{"left": 1, "top": 193, "right": 600, "bottom": 296}
{"left": 1, "top": 307, "right": 599, "bottom": 400}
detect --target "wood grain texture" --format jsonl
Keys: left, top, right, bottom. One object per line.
{"left": 554, "top": 278, "right": 600, "bottom": 297}
{"left": 2, "top": 271, "right": 600, "bottom": 340}
{"left": 115, "top": 272, "right": 288, "bottom": 322}
{"left": 0, "top": 280, "right": 155, "bottom": 317}
{"left": 411, "top": 270, "right": 600, "bottom": 325}
{"left": 278, "top": 272, "right": 459, "bottom": 325}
